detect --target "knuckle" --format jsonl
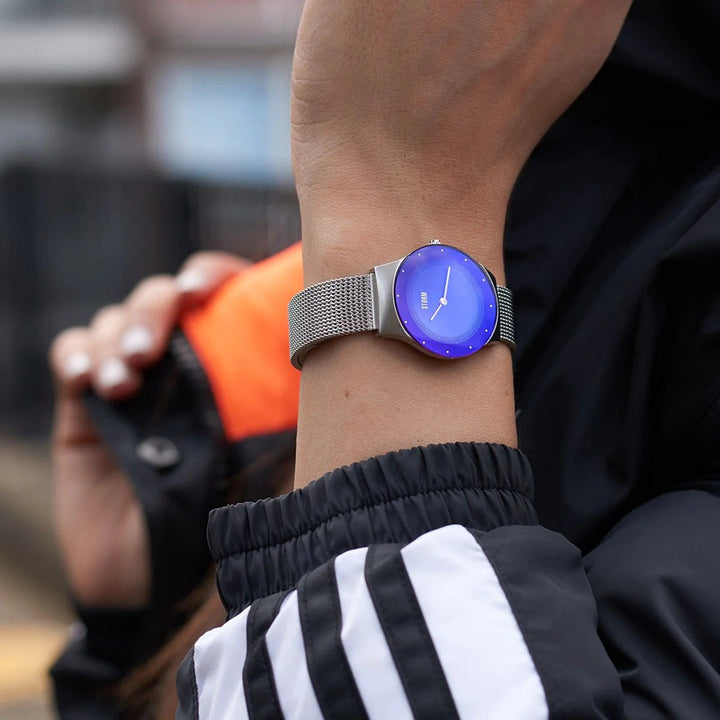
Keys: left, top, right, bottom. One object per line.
{"left": 49, "top": 327, "right": 86, "bottom": 358}
{"left": 183, "top": 250, "right": 245, "bottom": 273}
{"left": 90, "top": 304, "right": 124, "bottom": 330}
{"left": 183, "top": 251, "right": 216, "bottom": 269}
{"left": 48, "top": 327, "right": 90, "bottom": 370}
{"left": 129, "top": 275, "right": 178, "bottom": 307}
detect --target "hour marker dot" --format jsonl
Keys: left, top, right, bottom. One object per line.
{"left": 490, "top": 304, "right": 494, "bottom": 308}
{"left": 446, "top": 350, "right": 450, "bottom": 354}
{"left": 482, "top": 278, "right": 486, "bottom": 282}
{"left": 485, "top": 329, "right": 489, "bottom": 333}
{"left": 422, "top": 341, "right": 426, "bottom": 345}
{"left": 441, "top": 249, "right": 444, "bottom": 252}
{"left": 464, "top": 259, "right": 468, "bottom": 262}
{"left": 404, "top": 321, "right": 408, "bottom": 324}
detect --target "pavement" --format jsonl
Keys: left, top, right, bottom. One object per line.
{"left": 0, "top": 440, "right": 73, "bottom": 720}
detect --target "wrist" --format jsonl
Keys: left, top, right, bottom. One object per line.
{"left": 297, "top": 170, "right": 514, "bottom": 286}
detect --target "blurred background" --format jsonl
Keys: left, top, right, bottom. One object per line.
{"left": 0, "top": 1, "right": 301, "bottom": 716}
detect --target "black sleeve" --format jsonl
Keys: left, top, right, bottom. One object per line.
{"left": 177, "top": 443, "right": 626, "bottom": 719}
{"left": 582, "top": 346, "right": 720, "bottom": 717}
{"left": 585, "top": 482, "right": 720, "bottom": 718}
{"left": 51, "top": 607, "right": 150, "bottom": 720}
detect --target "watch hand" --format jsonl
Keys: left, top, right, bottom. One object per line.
{"left": 431, "top": 267, "right": 452, "bottom": 322}
{"left": 442, "top": 266, "right": 451, "bottom": 301}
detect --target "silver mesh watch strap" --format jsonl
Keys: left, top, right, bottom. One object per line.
{"left": 289, "top": 273, "right": 515, "bottom": 369}
{"left": 289, "top": 274, "right": 377, "bottom": 369}
{"left": 495, "top": 285, "right": 516, "bottom": 349}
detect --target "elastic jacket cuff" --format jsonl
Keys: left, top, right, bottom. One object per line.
{"left": 209, "top": 442, "right": 536, "bottom": 614}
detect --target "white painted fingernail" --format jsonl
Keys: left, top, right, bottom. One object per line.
{"left": 176, "top": 269, "right": 208, "bottom": 294}
{"left": 120, "top": 325, "right": 154, "bottom": 357}
{"left": 98, "top": 358, "right": 130, "bottom": 389}
{"left": 64, "top": 352, "right": 91, "bottom": 380}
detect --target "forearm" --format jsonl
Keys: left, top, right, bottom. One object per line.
{"left": 290, "top": 0, "right": 631, "bottom": 489}
{"left": 294, "top": 205, "right": 517, "bottom": 490}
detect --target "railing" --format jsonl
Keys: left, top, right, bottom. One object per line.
{"left": 0, "top": 164, "right": 300, "bottom": 434}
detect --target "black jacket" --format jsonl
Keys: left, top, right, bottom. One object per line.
{"left": 52, "top": 1, "right": 720, "bottom": 717}
{"left": 176, "top": 442, "right": 624, "bottom": 719}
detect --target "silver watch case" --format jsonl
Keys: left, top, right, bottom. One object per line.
{"left": 372, "top": 257, "right": 505, "bottom": 357}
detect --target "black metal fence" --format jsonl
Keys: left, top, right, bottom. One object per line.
{"left": 0, "top": 163, "right": 300, "bottom": 434}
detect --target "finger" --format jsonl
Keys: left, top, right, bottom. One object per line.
{"left": 49, "top": 327, "right": 103, "bottom": 447}
{"left": 89, "top": 305, "right": 141, "bottom": 401}
{"left": 176, "top": 251, "right": 252, "bottom": 303}
{"left": 119, "top": 275, "right": 180, "bottom": 368}
{"left": 49, "top": 327, "right": 94, "bottom": 396}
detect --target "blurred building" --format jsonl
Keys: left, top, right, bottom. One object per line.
{"left": 139, "top": 0, "right": 299, "bottom": 184}
{"left": 0, "top": 0, "right": 301, "bottom": 181}
{"left": 0, "top": 0, "right": 140, "bottom": 168}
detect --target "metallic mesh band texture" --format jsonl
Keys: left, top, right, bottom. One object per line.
{"left": 289, "top": 272, "right": 515, "bottom": 369}
{"left": 289, "top": 274, "right": 376, "bottom": 369}
{"left": 495, "top": 285, "right": 516, "bottom": 350}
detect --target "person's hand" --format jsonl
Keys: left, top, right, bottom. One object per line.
{"left": 292, "top": 0, "right": 632, "bottom": 282}
{"left": 49, "top": 253, "right": 249, "bottom": 608}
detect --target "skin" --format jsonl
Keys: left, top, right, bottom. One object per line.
{"left": 291, "top": 0, "right": 633, "bottom": 488}
{"left": 50, "top": 253, "right": 249, "bottom": 608}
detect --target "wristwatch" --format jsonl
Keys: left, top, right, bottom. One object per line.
{"left": 288, "top": 240, "right": 515, "bottom": 370}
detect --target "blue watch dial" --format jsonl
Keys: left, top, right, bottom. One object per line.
{"left": 393, "top": 244, "right": 498, "bottom": 358}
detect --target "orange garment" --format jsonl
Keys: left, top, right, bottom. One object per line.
{"left": 180, "top": 243, "right": 303, "bottom": 442}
